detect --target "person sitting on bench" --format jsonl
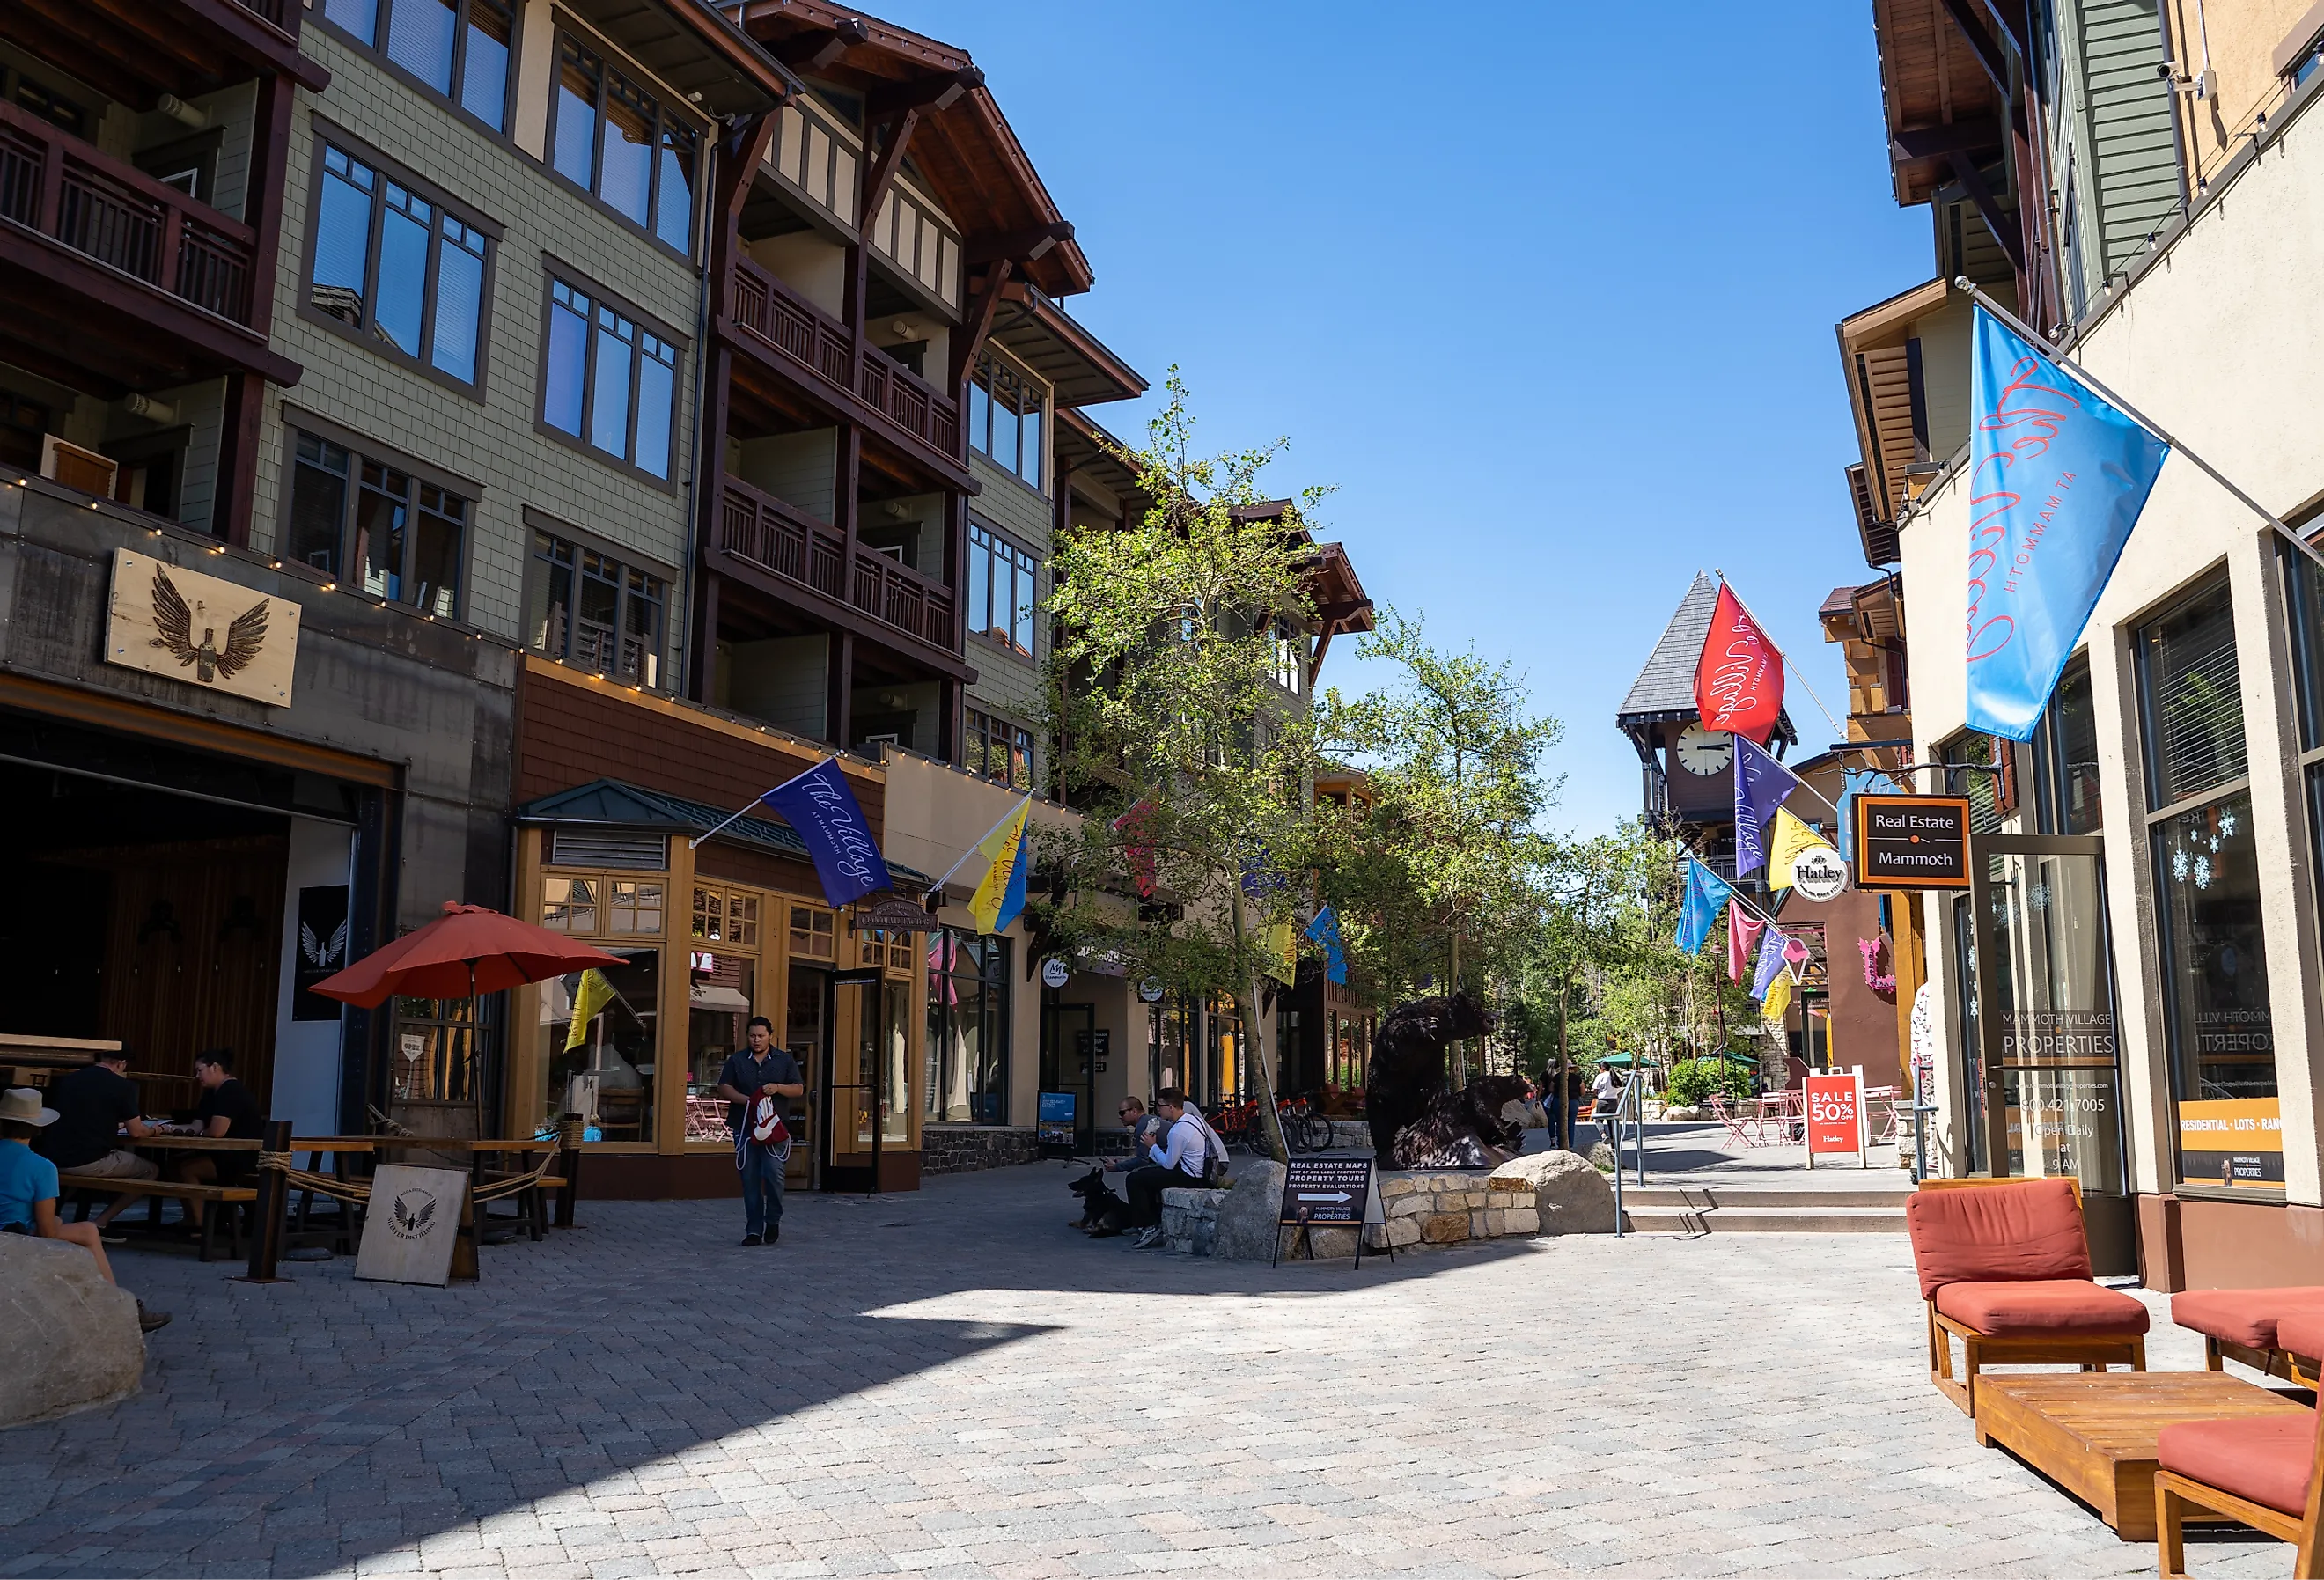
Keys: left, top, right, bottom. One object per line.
{"left": 2, "top": 1089, "right": 168, "bottom": 1332}
{"left": 1121, "top": 1089, "right": 1217, "bottom": 1251}
{"left": 35, "top": 1048, "right": 159, "bottom": 1238}
{"left": 171, "top": 1050, "right": 262, "bottom": 1237}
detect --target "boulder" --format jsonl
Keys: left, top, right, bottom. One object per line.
{"left": 1486, "top": 1149, "right": 1617, "bottom": 1235}
{"left": 1211, "top": 1159, "right": 1289, "bottom": 1260}
{"left": 0, "top": 1235, "right": 142, "bottom": 1427}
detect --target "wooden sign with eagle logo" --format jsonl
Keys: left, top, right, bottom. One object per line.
{"left": 105, "top": 548, "right": 298, "bottom": 706}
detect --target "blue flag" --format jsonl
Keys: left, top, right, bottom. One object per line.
{"left": 1835, "top": 768, "right": 1902, "bottom": 862}
{"left": 1674, "top": 859, "right": 1734, "bottom": 955}
{"left": 1732, "top": 734, "right": 1798, "bottom": 879}
{"left": 1305, "top": 907, "right": 1348, "bottom": 986}
{"left": 1965, "top": 306, "right": 2169, "bottom": 740}
{"left": 758, "top": 757, "right": 893, "bottom": 907}
{"left": 1750, "top": 925, "right": 1790, "bottom": 1002}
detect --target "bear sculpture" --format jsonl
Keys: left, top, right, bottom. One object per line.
{"left": 1392, "top": 1072, "right": 1533, "bottom": 1169}
{"left": 1363, "top": 993, "right": 1500, "bottom": 1162}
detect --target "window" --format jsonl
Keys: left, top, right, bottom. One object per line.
{"left": 966, "top": 519, "right": 1037, "bottom": 658}
{"left": 549, "top": 35, "right": 700, "bottom": 254}
{"left": 308, "top": 142, "right": 491, "bottom": 386}
{"left": 964, "top": 705, "right": 1032, "bottom": 790}
{"left": 319, "top": 0, "right": 514, "bottom": 129}
{"left": 926, "top": 928, "right": 1009, "bottom": 1123}
{"left": 1273, "top": 620, "right": 1304, "bottom": 693}
{"left": 968, "top": 353, "right": 1046, "bottom": 490}
{"left": 285, "top": 429, "right": 467, "bottom": 616}
{"left": 2032, "top": 658, "right": 2102, "bottom": 834}
{"left": 541, "top": 276, "right": 679, "bottom": 479}
{"left": 788, "top": 902, "right": 835, "bottom": 961}
{"left": 526, "top": 529, "right": 667, "bottom": 686}
{"left": 2136, "top": 574, "right": 2276, "bottom": 1194}
{"left": 690, "top": 886, "right": 761, "bottom": 948}
{"left": 541, "top": 948, "right": 659, "bottom": 1143}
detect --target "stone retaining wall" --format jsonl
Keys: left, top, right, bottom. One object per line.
{"left": 1159, "top": 1167, "right": 1549, "bottom": 1257}
{"left": 921, "top": 1125, "right": 1040, "bottom": 1175}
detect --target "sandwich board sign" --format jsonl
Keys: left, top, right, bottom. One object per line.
{"left": 355, "top": 1164, "right": 469, "bottom": 1285}
{"left": 1804, "top": 1068, "right": 1870, "bottom": 1169}
{"left": 1276, "top": 1155, "right": 1384, "bottom": 1267}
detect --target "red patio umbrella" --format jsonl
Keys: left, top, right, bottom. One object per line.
{"left": 310, "top": 901, "right": 627, "bottom": 1007}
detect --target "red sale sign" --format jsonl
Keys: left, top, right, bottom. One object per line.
{"left": 1805, "top": 1072, "right": 1864, "bottom": 1158}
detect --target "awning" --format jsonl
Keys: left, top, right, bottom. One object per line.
{"left": 516, "top": 776, "right": 934, "bottom": 891}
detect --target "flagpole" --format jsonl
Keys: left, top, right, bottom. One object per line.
{"left": 688, "top": 797, "right": 771, "bottom": 851}
{"left": 1952, "top": 277, "right": 2324, "bottom": 579}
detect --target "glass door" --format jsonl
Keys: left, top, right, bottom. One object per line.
{"left": 784, "top": 961, "right": 825, "bottom": 1187}
{"left": 821, "top": 968, "right": 899, "bottom": 1190}
{"left": 1967, "top": 833, "right": 2132, "bottom": 1272}
{"left": 1042, "top": 1001, "right": 1097, "bottom": 1154}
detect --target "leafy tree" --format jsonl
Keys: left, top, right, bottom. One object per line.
{"left": 1035, "top": 372, "right": 1324, "bottom": 1161}
{"left": 1318, "top": 611, "right": 1563, "bottom": 1078}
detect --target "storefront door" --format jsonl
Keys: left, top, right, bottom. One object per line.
{"left": 1041, "top": 1000, "right": 1097, "bottom": 1154}
{"left": 1965, "top": 832, "right": 2134, "bottom": 1273}
{"left": 784, "top": 961, "right": 825, "bottom": 1189}
{"left": 820, "top": 967, "right": 894, "bottom": 1191}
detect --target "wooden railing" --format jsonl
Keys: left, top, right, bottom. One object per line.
{"left": 0, "top": 99, "right": 256, "bottom": 326}
{"left": 719, "top": 477, "right": 959, "bottom": 654}
{"left": 231, "top": 0, "right": 298, "bottom": 32}
{"left": 729, "top": 255, "right": 961, "bottom": 465}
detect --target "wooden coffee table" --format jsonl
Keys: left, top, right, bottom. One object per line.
{"left": 1976, "top": 1372, "right": 2310, "bottom": 1541}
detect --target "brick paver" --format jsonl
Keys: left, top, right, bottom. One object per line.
{"left": 0, "top": 1162, "right": 2288, "bottom": 1577}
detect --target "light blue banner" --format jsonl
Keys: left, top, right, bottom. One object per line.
{"left": 1965, "top": 306, "right": 2168, "bottom": 741}
{"left": 1674, "top": 859, "right": 1734, "bottom": 955}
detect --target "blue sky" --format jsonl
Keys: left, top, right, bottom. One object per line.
{"left": 869, "top": 1, "right": 1933, "bottom": 836}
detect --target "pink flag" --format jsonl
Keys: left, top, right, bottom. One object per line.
{"left": 1726, "top": 903, "right": 1765, "bottom": 982}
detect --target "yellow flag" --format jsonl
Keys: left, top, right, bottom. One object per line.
{"left": 1761, "top": 967, "right": 1793, "bottom": 1028}
{"left": 967, "top": 798, "right": 1031, "bottom": 934}
{"left": 1768, "top": 808, "right": 1837, "bottom": 893}
{"left": 1261, "top": 919, "right": 1298, "bottom": 985}
{"left": 564, "top": 967, "right": 615, "bottom": 1050}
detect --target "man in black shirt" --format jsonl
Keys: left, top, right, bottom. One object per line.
{"left": 173, "top": 1050, "right": 263, "bottom": 1237}
{"left": 36, "top": 1050, "right": 159, "bottom": 1231}
{"left": 712, "top": 1016, "right": 802, "bottom": 1246}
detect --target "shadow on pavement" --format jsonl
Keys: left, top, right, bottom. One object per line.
{"left": 0, "top": 1156, "right": 1539, "bottom": 1576}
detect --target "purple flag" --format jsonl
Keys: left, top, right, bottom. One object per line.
{"left": 1733, "top": 734, "right": 1798, "bottom": 879}
{"left": 759, "top": 757, "right": 893, "bottom": 907}
{"left": 1750, "top": 926, "right": 1789, "bottom": 1002}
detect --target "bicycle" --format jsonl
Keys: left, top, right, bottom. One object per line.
{"left": 1276, "top": 1096, "right": 1335, "bottom": 1155}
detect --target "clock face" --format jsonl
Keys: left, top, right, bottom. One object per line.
{"left": 1675, "top": 724, "right": 1733, "bottom": 776}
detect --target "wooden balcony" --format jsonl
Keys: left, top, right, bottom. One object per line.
{"left": 717, "top": 477, "right": 963, "bottom": 663}
{"left": 726, "top": 255, "right": 965, "bottom": 480}
{"left": 0, "top": 101, "right": 256, "bottom": 327}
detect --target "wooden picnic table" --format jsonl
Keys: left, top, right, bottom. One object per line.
{"left": 121, "top": 1133, "right": 261, "bottom": 1152}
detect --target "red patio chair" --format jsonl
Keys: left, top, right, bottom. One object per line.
{"left": 1705, "top": 1093, "right": 1758, "bottom": 1150}
{"left": 2155, "top": 1308, "right": 2324, "bottom": 1577}
{"left": 1907, "top": 1176, "right": 2149, "bottom": 1418}
{"left": 2172, "top": 1287, "right": 2324, "bottom": 1383}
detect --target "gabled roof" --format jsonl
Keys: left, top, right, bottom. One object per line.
{"left": 516, "top": 778, "right": 932, "bottom": 888}
{"left": 1617, "top": 573, "right": 1798, "bottom": 745}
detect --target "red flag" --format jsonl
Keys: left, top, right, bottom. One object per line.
{"left": 1694, "top": 581, "right": 1784, "bottom": 745}
{"left": 1112, "top": 798, "right": 1158, "bottom": 897}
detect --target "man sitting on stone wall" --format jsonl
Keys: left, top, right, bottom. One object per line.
{"left": 1120, "top": 1089, "right": 1217, "bottom": 1250}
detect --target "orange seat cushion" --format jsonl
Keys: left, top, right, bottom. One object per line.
{"left": 1907, "top": 1180, "right": 2092, "bottom": 1299}
{"left": 1932, "top": 1278, "right": 2150, "bottom": 1337}
{"left": 2172, "top": 1289, "right": 2324, "bottom": 1351}
{"left": 2158, "top": 1415, "right": 2317, "bottom": 1518}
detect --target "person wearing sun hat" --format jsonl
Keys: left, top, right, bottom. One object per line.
{"left": 1, "top": 1088, "right": 169, "bottom": 1333}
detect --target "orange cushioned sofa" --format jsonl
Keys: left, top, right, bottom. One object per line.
{"left": 2156, "top": 1308, "right": 2324, "bottom": 1577}
{"left": 2173, "top": 1288, "right": 2324, "bottom": 1382}
{"left": 1907, "top": 1177, "right": 2149, "bottom": 1416}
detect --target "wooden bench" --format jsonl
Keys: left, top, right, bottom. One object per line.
{"left": 59, "top": 1174, "right": 257, "bottom": 1262}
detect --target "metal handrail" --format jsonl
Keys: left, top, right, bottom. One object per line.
{"left": 1609, "top": 1076, "right": 1645, "bottom": 1238}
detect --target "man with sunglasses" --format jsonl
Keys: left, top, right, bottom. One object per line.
{"left": 1102, "top": 1095, "right": 1164, "bottom": 1173}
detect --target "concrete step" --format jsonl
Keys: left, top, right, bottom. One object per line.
{"left": 1620, "top": 1204, "right": 1908, "bottom": 1235}
{"left": 1619, "top": 1187, "right": 1910, "bottom": 1209}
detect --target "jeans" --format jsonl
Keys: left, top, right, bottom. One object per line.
{"left": 739, "top": 1143, "right": 786, "bottom": 1236}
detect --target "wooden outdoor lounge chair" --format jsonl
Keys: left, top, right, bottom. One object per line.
{"left": 2172, "top": 1288, "right": 2324, "bottom": 1383}
{"left": 1907, "top": 1177, "right": 2150, "bottom": 1417}
{"left": 2156, "top": 1309, "right": 2324, "bottom": 1577}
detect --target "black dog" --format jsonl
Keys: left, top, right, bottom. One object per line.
{"left": 1068, "top": 1166, "right": 1129, "bottom": 1235}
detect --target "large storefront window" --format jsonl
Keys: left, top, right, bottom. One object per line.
{"left": 541, "top": 946, "right": 660, "bottom": 1141}
{"left": 925, "top": 929, "right": 1007, "bottom": 1122}
{"left": 684, "top": 951, "right": 754, "bottom": 1142}
{"left": 2283, "top": 541, "right": 2324, "bottom": 946}
{"left": 2139, "top": 575, "right": 2278, "bottom": 1193}
{"left": 1148, "top": 996, "right": 1191, "bottom": 1096}
{"left": 1208, "top": 996, "right": 1242, "bottom": 1106}
{"left": 2034, "top": 659, "right": 2102, "bottom": 835}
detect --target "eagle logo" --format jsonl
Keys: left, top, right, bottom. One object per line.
{"left": 387, "top": 1188, "right": 438, "bottom": 1240}
{"left": 149, "top": 564, "right": 268, "bottom": 683}
{"left": 300, "top": 919, "right": 349, "bottom": 970}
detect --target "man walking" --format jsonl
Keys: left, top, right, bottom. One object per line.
{"left": 714, "top": 1016, "right": 803, "bottom": 1246}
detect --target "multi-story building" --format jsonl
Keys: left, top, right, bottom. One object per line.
{"left": 1850, "top": 0, "right": 2324, "bottom": 1282}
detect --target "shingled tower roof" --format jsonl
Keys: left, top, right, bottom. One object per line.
{"left": 1616, "top": 573, "right": 1798, "bottom": 744}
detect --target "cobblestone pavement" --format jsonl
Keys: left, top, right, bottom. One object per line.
{"left": 0, "top": 1157, "right": 2290, "bottom": 1579}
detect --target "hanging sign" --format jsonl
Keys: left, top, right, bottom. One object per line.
{"left": 1041, "top": 958, "right": 1070, "bottom": 988}
{"left": 1852, "top": 795, "right": 1974, "bottom": 891}
{"left": 1804, "top": 1069, "right": 1869, "bottom": 1169}
{"left": 1139, "top": 979, "right": 1165, "bottom": 1003}
{"left": 1789, "top": 846, "right": 1849, "bottom": 902}
{"left": 107, "top": 548, "right": 299, "bottom": 706}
